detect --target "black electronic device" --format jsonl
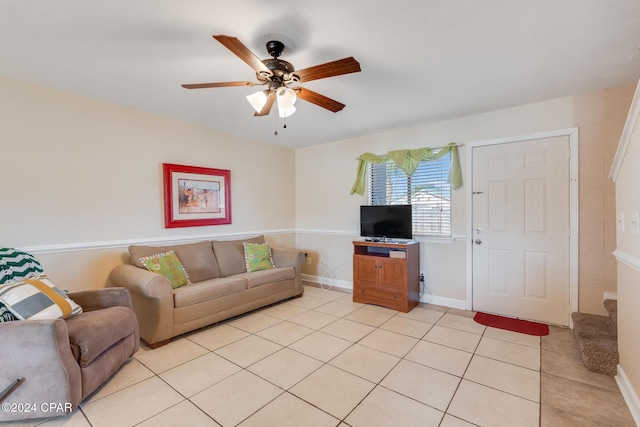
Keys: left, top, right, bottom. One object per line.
{"left": 360, "top": 205, "right": 413, "bottom": 240}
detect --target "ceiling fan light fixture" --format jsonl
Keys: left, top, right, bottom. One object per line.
{"left": 276, "top": 86, "right": 297, "bottom": 109}
{"left": 246, "top": 90, "right": 268, "bottom": 113}
{"left": 278, "top": 105, "right": 296, "bottom": 118}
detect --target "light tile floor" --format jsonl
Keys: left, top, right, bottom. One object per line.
{"left": 8, "top": 284, "right": 636, "bottom": 426}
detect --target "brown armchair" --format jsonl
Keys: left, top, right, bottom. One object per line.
{"left": 0, "top": 287, "right": 139, "bottom": 421}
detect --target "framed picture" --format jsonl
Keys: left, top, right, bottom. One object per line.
{"left": 163, "top": 163, "right": 231, "bottom": 228}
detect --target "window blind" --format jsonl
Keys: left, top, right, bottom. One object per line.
{"left": 369, "top": 152, "right": 451, "bottom": 236}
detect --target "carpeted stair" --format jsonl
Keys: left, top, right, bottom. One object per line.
{"left": 571, "top": 299, "right": 618, "bottom": 376}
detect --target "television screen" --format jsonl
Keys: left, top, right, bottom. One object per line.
{"left": 360, "top": 205, "right": 412, "bottom": 240}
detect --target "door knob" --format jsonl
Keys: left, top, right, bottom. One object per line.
{"left": 475, "top": 239, "right": 482, "bottom": 245}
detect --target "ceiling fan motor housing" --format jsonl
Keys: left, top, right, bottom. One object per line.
{"left": 258, "top": 42, "right": 299, "bottom": 86}
{"left": 266, "top": 40, "right": 285, "bottom": 58}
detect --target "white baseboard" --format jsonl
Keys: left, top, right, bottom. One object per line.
{"left": 420, "top": 294, "right": 470, "bottom": 310}
{"left": 302, "top": 275, "right": 471, "bottom": 311}
{"left": 301, "top": 274, "right": 352, "bottom": 291}
{"left": 616, "top": 365, "right": 640, "bottom": 426}
{"left": 604, "top": 291, "right": 618, "bottom": 301}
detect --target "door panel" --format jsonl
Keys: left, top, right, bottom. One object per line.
{"left": 353, "top": 255, "right": 378, "bottom": 286}
{"left": 472, "top": 136, "right": 570, "bottom": 326}
{"left": 487, "top": 249, "right": 508, "bottom": 294}
{"left": 524, "top": 251, "right": 548, "bottom": 299}
{"left": 379, "top": 258, "right": 406, "bottom": 289}
{"left": 488, "top": 181, "right": 508, "bottom": 231}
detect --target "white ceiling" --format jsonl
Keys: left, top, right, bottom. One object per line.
{"left": 2, "top": 1, "right": 640, "bottom": 149}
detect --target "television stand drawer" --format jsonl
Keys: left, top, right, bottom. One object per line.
{"left": 353, "top": 283, "right": 413, "bottom": 313}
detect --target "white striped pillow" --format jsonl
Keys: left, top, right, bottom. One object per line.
{"left": 0, "top": 275, "right": 82, "bottom": 320}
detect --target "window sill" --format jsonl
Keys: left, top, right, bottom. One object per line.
{"left": 414, "top": 235, "right": 466, "bottom": 244}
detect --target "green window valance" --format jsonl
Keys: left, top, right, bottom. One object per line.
{"left": 350, "top": 142, "right": 463, "bottom": 195}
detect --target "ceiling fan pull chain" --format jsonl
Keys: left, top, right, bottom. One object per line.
{"left": 274, "top": 108, "right": 278, "bottom": 136}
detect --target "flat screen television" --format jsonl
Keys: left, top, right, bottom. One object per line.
{"left": 360, "top": 205, "right": 413, "bottom": 240}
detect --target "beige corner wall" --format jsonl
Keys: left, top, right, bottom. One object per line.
{"left": 0, "top": 77, "right": 296, "bottom": 291}
{"left": 573, "top": 85, "right": 635, "bottom": 315}
{"left": 610, "top": 80, "right": 640, "bottom": 424}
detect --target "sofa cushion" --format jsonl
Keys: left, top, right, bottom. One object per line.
{"left": 212, "top": 235, "right": 265, "bottom": 277}
{"left": 129, "top": 241, "right": 221, "bottom": 282}
{"left": 0, "top": 275, "right": 83, "bottom": 320}
{"left": 230, "top": 267, "right": 296, "bottom": 289}
{"left": 243, "top": 242, "right": 275, "bottom": 272}
{"left": 66, "top": 306, "right": 138, "bottom": 367}
{"left": 140, "top": 250, "right": 191, "bottom": 289}
{"left": 172, "top": 277, "right": 247, "bottom": 308}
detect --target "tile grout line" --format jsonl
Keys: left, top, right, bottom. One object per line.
{"left": 77, "top": 288, "right": 546, "bottom": 427}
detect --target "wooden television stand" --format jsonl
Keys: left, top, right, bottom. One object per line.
{"left": 352, "top": 240, "right": 420, "bottom": 313}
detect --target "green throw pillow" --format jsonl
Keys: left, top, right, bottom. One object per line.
{"left": 243, "top": 243, "right": 275, "bottom": 273}
{"left": 140, "top": 250, "right": 191, "bottom": 289}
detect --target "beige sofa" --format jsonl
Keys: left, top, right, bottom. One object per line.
{"left": 108, "top": 235, "right": 304, "bottom": 347}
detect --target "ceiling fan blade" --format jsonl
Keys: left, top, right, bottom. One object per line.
{"left": 294, "top": 57, "right": 361, "bottom": 83}
{"left": 181, "top": 81, "right": 259, "bottom": 89}
{"left": 255, "top": 91, "right": 276, "bottom": 116}
{"left": 296, "top": 87, "right": 345, "bottom": 113}
{"left": 213, "top": 35, "right": 271, "bottom": 75}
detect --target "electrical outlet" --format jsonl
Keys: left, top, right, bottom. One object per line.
{"left": 306, "top": 257, "right": 312, "bottom": 265}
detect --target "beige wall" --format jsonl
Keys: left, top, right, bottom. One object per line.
{"left": 574, "top": 85, "right": 635, "bottom": 315}
{"left": 611, "top": 80, "right": 640, "bottom": 421}
{"left": 295, "top": 97, "right": 575, "bottom": 306}
{"left": 0, "top": 77, "right": 297, "bottom": 291}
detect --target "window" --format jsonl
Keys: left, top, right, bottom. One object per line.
{"left": 369, "top": 152, "right": 451, "bottom": 236}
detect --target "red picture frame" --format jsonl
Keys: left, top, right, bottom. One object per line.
{"left": 163, "top": 163, "right": 231, "bottom": 228}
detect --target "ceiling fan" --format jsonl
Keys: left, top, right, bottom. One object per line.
{"left": 182, "top": 35, "right": 361, "bottom": 118}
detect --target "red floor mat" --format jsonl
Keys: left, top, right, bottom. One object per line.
{"left": 473, "top": 312, "right": 549, "bottom": 336}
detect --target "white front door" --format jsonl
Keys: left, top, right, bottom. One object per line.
{"left": 472, "top": 136, "right": 571, "bottom": 326}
